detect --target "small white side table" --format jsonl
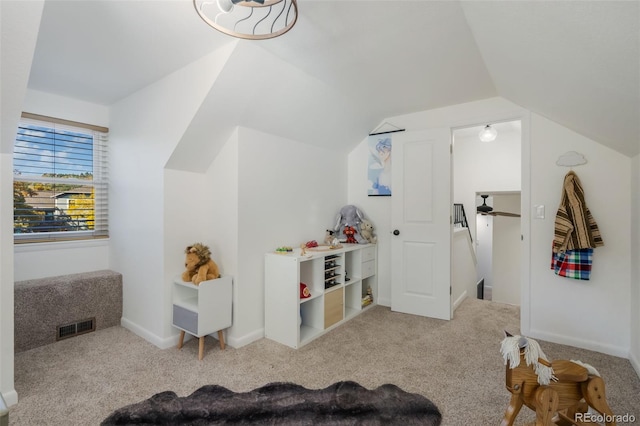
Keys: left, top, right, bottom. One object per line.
{"left": 172, "top": 275, "right": 233, "bottom": 360}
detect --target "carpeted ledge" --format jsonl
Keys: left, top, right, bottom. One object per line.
{"left": 101, "top": 381, "right": 442, "bottom": 425}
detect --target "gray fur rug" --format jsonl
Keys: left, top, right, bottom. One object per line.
{"left": 101, "top": 381, "right": 442, "bottom": 425}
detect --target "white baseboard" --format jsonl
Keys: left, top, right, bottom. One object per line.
{"left": 377, "top": 297, "right": 391, "bottom": 307}
{"left": 1, "top": 389, "right": 18, "bottom": 407}
{"left": 121, "top": 316, "right": 267, "bottom": 350}
{"left": 120, "top": 317, "right": 175, "bottom": 350}
{"left": 227, "top": 328, "right": 264, "bottom": 348}
{"left": 630, "top": 350, "right": 640, "bottom": 379}
{"left": 528, "top": 328, "right": 628, "bottom": 358}
{"left": 453, "top": 290, "right": 467, "bottom": 311}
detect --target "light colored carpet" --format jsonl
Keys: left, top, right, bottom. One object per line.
{"left": 10, "top": 298, "right": 640, "bottom": 425}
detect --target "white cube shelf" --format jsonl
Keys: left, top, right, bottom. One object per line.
{"left": 265, "top": 244, "right": 377, "bottom": 349}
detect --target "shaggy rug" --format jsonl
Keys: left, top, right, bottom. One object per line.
{"left": 101, "top": 381, "right": 442, "bottom": 425}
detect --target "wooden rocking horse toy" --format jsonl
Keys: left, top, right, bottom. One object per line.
{"left": 500, "top": 332, "right": 616, "bottom": 426}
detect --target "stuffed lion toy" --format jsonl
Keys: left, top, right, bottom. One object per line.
{"left": 181, "top": 243, "right": 221, "bottom": 285}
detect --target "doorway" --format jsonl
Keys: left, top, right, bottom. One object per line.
{"left": 475, "top": 192, "right": 521, "bottom": 304}
{"left": 452, "top": 120, "right": 522, "bottom": 308}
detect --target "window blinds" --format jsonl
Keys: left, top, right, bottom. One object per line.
{"left": 13, "top": 114, "right": 109, "bottom": 242}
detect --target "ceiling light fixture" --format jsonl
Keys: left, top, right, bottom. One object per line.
{"left": 194, "top": 0, "right": 298, "bottom": 40}
{"left": 479, "top": 124, "right": 497, "bottom": 142}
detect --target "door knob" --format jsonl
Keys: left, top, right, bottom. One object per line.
{"left": 393, "top": 230, "right": 400, "bottom": 236}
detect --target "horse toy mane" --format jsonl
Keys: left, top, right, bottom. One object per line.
{"left": 500, "top": 332, "right": 556, "bottom": 385}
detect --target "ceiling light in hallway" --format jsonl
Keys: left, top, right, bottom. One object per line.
{"left": 479, "top": 124, "right": 497, "bottom": 142}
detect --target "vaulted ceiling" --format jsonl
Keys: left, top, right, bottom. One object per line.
{"left": 17, "top": 1, "right": 640, "bottom": 158}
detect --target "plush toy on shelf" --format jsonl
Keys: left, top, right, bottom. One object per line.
{"left": 300, "top": 282, "right": 311, "bottom": 299}
{"left": 362, "top": 286, "right": 373, "bottom": 307}
{"left": 360, "top": 219, "right": 377, "bottom": 244}
{"left": 324, "top": 229, "right": 335, "bottom": 246}
{"left": 181, "top": 243, "right": 221, "bottom": 285}
{"left": 334, "top": 205, "right": 367, "bottom": 243}
{"left": 343, "top": 225, "right": 358, "bottom": 244}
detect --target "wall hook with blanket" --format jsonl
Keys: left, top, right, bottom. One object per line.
{"left": 551, "top": 169, "right": 603, "bottom": 281}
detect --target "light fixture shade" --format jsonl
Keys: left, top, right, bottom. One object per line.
{"left": 479, "top": 125, "right": 497, "bottom": 142}
{"left": 194, "top": 0, "right": 298, "bottom": 40}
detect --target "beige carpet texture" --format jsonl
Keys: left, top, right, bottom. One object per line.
{"left": 10, "top": 298, "right": 640, "bottom": 425}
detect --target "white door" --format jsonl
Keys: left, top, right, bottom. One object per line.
{"left": 391, "top": 128, "right": 451, "bottom": 320}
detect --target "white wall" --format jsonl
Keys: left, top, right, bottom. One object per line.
{"left": 347, "top": 138, "right": 393, "bottom": 305}
{"left": 235, "top": 127, "right": 347, "bottom": 346}
{"left": 23, "top": 89, "right": 109, "bottom": 127}
{"left": 0, "top": 0, "right": 45, "bottom": 405}
{"left": 0, "top": 154, "right": 17, "bottom": 405}
{"left": 492, "top": 193, "right": 521, "bottom": 305}
{"left": 15, "top": 241, "right": 110, "bottom": 281}
{"left": 476, "top": 197, "right": 493, "bottom": 290}
{"left": 348, "top": 96, "right": 632, "bottom": 357}
{"left": 529, "top": 114, "right": 631, "bottom": 356}
{"left": 206, "top": 130, "right": 240, "bottom": 343}
{"left": 452, "top": 228, "right": 477, "bottom": 311}
{"left": 453, "top": 123, "right": 521, "bottom": 243}
{"left": 348, "top": 97, "right": 526, "bottom": 308}
{"left": 109, "top": 50, "right": 222, "bottom": 347}
{"left": 630, "top": 154, "right": 639, "bottom": 375}
{"left": 163, "top": 168, "right": 216, "bottom": 339}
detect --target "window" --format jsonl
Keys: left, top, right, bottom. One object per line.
{"left": 13, "top": 113, "right": 108, "bottom": 243}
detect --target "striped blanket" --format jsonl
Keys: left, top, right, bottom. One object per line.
{"left": 553, "top": 171, "right": 603, "bottom": 253}
{"left": 551, "top": 171, "right": 602, "bottom": 280}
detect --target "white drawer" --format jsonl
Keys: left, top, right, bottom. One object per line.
{"left": 362, "top": 260, "right": 375, "bottom": 279}
{"left": 362, "top": 246, "right": 376, "bottom": 263}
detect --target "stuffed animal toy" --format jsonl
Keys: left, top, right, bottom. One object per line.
{"left": 334, "top": 205, "right": 366, "bottom": 243}
{"left": 343, "top": 225, "right": 358, "bottom": 244}
{"left": 324, "top": 229, "right": 335, "bottom": 245}
{"left": 181, "top": 243, "right": 221, "bottom": 285}
{"left": 360, "top": 219, "right": 377, "bottom": 244}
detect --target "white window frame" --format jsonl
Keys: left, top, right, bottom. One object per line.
{"left": 13, "top": 113, "right": 109, "bottom": 243}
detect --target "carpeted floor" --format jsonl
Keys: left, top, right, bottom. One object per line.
{"left": 10, "top": 298, "right": 640, "bottom": 425}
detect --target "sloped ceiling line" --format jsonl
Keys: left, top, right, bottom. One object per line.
{"left": 21, "top": 0, "right": 640, "bottom": 158}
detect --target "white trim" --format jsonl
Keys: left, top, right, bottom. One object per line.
{"left": 377, "top": 297, "right": 391, "bottom": 307}
{"left": 529, "top": 328, "right": 629, "bottom": 358}
{"left": 227, "top": 328, "right": 264, "bottom": 349}
{"left": 1, "top": 389, "right": 18, "bottom": 407}
{"left": 519, "top": 112, "right": 532, "bottom": 336}
{"left": 120, "top": 317, "right": 175, "bottom": 350}
{"left": 14, "top": 237, "right": 109, "bottom": 253}
{"left": 119, "top": 319, "right": 255, "bottom": 352}
{"left": 453, "top": 290, "right": 467, "bottom": 311}
{"left": 630, "top": 350, "right": 640, "bottom": 379}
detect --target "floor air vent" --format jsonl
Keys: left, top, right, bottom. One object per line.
{"left": 56, "top": 317, "right": 96, "bottom": 341}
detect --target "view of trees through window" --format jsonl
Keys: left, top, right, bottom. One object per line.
{"left": 13, "top": 121, "right": 97, "bottom": 235}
